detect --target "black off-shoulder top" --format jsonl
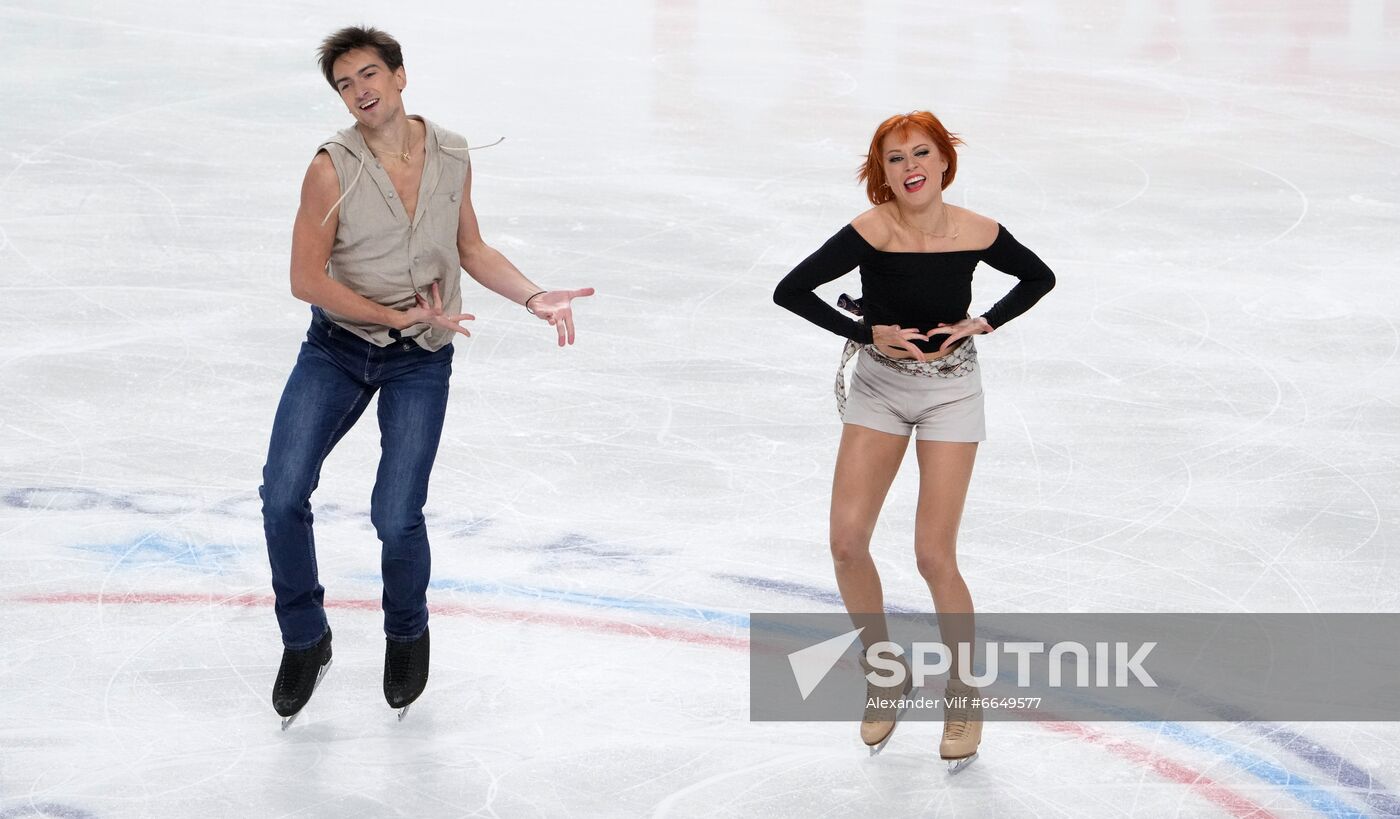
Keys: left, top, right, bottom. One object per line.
{"left": 773, "top": 223, "right": 1056, "bottom": 353}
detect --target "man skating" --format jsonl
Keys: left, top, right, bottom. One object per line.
{"left": 261, "top": 26, "right": 593, "bottom": 728}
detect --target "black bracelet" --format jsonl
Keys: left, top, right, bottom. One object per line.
{"left": 524, "top": 290, "right": 547, "bottom": 314}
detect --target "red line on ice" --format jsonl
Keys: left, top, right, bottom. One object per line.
{"left": 1041, "top": 721, "right": 1276, "bottom": 818}
{"left": 19, "top": 591, "right": 749, "bottom": 651}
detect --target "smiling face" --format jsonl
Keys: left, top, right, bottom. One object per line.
{"left": 857, "top": 112, "right": 963, "bottom": 205}
{"left": 880, "top": 129, "right": 949, "bottom": 206}
{"left": 331, "top": 47, "right": 406, "bottom": 126}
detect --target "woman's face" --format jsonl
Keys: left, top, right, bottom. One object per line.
{"left": 880, "top": 130, "right": 948, "bottom": 205}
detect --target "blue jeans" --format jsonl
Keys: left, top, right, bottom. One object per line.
{"left": 261, "top": 308, "right": 453, "bottom": 649}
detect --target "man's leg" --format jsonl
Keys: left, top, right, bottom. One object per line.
{"left": 261, "top": 330, "right": 374, "bottom": 649}
{"left": 370, "top": 344, "right": 453, "bottom": 642}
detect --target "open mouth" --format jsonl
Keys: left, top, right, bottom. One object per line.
{"left": 903, "top": 175, "right": 927, "bottom": 193}
{"left": 358, "top": 98, "right": 380, "bottom": 112}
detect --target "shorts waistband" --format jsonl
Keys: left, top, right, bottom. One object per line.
{"left": 861, "top": 337, "right": 978, "bottom": 379}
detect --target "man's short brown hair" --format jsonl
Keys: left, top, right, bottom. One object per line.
{"left": 317, "top": 26, "right": 404, "bottom": 90}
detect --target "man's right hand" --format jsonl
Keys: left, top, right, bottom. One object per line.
{"left": 401, "top": 281, "right": 474, "bottom": 337}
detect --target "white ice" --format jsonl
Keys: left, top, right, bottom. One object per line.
{"left": 2, "top": 0, "right": 1399, "bottom": 816}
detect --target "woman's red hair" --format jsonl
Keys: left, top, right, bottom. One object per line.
{"left": 857, "top": 111, "right": 964, "bottom": 205}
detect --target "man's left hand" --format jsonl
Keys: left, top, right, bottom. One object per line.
{"left": 527, "top": 288, "right": 596, "bottom": 347}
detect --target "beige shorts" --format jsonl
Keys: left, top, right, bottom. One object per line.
{"left": 839, "top": 340, "right": 986, "bottom": 442}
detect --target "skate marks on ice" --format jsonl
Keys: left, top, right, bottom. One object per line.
{"left": 1, "top": 485, "right": 493, "bottom": 540}
{"left": 6, "top": 584, "right": 1387, "bottom": 816}
{"left": 17, "top": 591, "right": 751, "bottom": 653}
{"left": 21, "top": 588, "right": 1377, "bottom": 812}
{"left": 7, "top": 562, "right": 1395, "bottom": 814}
{"left": 650, "top": 734, "right": 1271, "bottom": 819}
{"left": 490, "top": 532, "right": 660, "bottom": 575}
{"left": 1042, "top": 722, "right": 1352, "bottom": 819}
{"left": 7, "top": 486, "right": 666, "bottom": 588}
{"left": 0, "top": 806, "right": 99, "bottom": 819}
{"left": 69, "top": 533, "right": 244, "bottom": 575}
{"left": 12, "top": 576, "right": 1396, "bottom": 816}
{"left": 426, "top": 575, "right": 751, "bottom": 629}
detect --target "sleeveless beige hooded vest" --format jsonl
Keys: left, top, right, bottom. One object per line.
{"left": 318, "top": 116, "right": 470, "bottom": 351}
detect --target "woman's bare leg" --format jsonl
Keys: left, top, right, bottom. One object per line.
{"left": 830, "top": 423, "right": 910, "bottom": 650}
{"left": 912, "top": 440, "right": 979, "bottom": 680}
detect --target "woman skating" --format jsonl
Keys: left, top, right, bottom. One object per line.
{"left": 773, "top": 111, "right": 1055, "bottom": 770}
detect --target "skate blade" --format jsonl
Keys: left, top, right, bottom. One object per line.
{"left": 278, "top": 658, "right": 333, "bottom": 732}
{"left": 396, "top": 704, "right": 411, "bottom": 722}
{"left": 866, "top": 687, "right": 918, "bottom": 757}
{"left": 945, "top": 752, "right": 978, "bottom": 774}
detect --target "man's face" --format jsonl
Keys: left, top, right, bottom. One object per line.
{"left": 331, "top": 47, "right": 406, "bottom": 127}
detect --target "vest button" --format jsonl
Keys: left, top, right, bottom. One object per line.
{"left": 388, "top": 192, "right": 395, "bottom": 198}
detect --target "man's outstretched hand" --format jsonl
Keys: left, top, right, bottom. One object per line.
{"left": 526, "top": 288, "right": 596, "bottom": 347}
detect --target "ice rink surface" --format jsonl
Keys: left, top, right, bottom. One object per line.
{"left": 2, "top": 0, "right": 1399, "bottom": 816}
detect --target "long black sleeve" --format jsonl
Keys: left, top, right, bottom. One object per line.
{"left": 773, "top": 225, "right": 874, "bottom": 344}
{"left": 977, "top": 226, "right": 1056, "bottom": 330}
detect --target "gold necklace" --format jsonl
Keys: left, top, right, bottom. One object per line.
{"left": 897, "top": 203, "right": 959, "bottom": 241}
{"left": 369, "top": 132, "right": 413, "bottom": 163}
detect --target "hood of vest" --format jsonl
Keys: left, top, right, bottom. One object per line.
{"left": 320, "top": 117, "right": 470, "bottom": 164}
{"left": 317, "top": 117, "right": 469, "bottom": 226}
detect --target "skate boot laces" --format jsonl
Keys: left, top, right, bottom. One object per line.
{"left": 385, "top": 641, "right": 417, "bottom": 688}
{"left": 272, "top": 628, "right": 333, "bottom": 721}
{"left": 275, "top": 633, "right": 330, "bottom": 696}
{"left": 273, "top": 658, "right": 307, "bottom": 700}
{"left": 943, "top": 682, "right": 979, "bottom": 738}
{"left": 944, "top": 708, "right": 972, "bottom": 739}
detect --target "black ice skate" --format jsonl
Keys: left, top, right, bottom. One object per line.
{"left": 273, "top": 627, "right": 333, "bottom": 731}
{"left": 383, "top": 626, "right": 429, "bottom": 721}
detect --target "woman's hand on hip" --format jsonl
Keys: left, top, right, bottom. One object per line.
{"left": 871, "top": 324, "right": 931, "bottom": 362}
{"left": 933, "top": 316, "right": 993, "bottom": 352}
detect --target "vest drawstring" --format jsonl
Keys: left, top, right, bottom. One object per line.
{"left": 320, "top": 149, "right": 367, "bottom": 227}
{"left": 441, "top": 136, "right": 504, "bottom": 155}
